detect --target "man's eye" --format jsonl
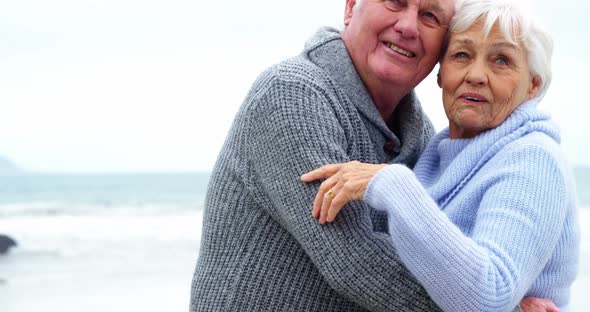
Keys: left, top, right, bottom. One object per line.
{"left": 422, "top": 12, "right": 440, "bottom": 24}
{"left": 382, "top": 0, "right": 404, "bottom": 11}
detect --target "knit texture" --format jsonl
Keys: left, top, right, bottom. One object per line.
{"left": 189, "top": 27, "right": 441, "bottom": 311}
{"left": 365, "top": 101, "right": 580, "bottom": 312}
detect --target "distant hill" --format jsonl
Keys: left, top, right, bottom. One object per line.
{"left": 0, "top": 156, "right": 22, "bottom": 175}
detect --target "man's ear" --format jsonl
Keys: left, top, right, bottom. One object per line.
{"left": 344, "top": 0, "right": 357, "bottom": 26}
{"left": 437, "top": 72, "right": 442, "bottom": 88}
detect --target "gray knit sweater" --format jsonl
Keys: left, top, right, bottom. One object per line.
{"left": 190, "top": 27, "right": 439, "bottom": 311}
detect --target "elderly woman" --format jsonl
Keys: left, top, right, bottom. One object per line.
{"left": 301, "top": 0, "right": 579, "bottom": 311}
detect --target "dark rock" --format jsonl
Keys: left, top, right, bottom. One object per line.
{"left": 0, "top": 234, "right": 17, "bottom": 254}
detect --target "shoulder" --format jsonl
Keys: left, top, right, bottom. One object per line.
{"left": 491, "top": 131, "right": 572, "bottom": 188}
{"left": 241, "top": 56, "right": 343, "bottom": 123}
{"left": 250, "top": 56, "right": 333, "bottom": 99}
{"left": 499, "top": 132, "right": 565, "bottom": 166}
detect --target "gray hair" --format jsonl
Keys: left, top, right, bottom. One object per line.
{"left": 446, "top": 0, "right": 553, "bottom": 100}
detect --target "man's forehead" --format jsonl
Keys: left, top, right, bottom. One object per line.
{"left": 421, "top": 0, "right": 455, "bottom": 24}
{"left": 422, "top": 0, "right": 454, "bottom": 14}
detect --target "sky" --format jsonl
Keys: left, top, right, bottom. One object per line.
{"left": 0, "top": 0, "right": 588, "bottom": 173}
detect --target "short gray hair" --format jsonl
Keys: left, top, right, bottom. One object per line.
{"left": 446, "top": 0, "right": 553, "bottom": 100}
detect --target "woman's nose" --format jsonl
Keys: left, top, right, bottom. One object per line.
{"left": 465, "top": 59, "right": 488, "bottom": 86}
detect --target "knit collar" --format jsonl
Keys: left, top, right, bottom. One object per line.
{"left": 414, "top": 100, "right": 559, "bottom": 208}
{"left": 303, "top": 27, "right": 431, "bottom": 164}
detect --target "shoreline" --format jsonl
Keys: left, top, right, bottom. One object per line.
{"left": 0, "top": 209, "right": 588, "bottom": 311}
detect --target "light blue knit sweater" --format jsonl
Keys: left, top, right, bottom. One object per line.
{"left": 365, "top": 101, "right": 580, "bottom": 312}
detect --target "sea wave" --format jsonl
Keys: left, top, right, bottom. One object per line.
{"left": 2, "top": 207, "right": 588, "bottom": 257}
{"left": 0, "top": 201, "right": 203, "bottom": 217}
{"left": 0, "top": 212, "right": 203, "bottom": 257}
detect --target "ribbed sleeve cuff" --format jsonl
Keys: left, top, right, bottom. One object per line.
{"left": 365, "top": 164, "right": 432, "bottom": 213}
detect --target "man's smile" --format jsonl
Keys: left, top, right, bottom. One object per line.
{"left": 384, "top": 42, "right": 416, "bottom": 58}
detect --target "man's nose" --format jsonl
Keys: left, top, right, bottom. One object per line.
{"left": 393, "top": 10, "right": 419, "bottom": 39}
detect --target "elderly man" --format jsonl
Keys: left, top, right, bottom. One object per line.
{"left": 190, "top": 0, "right": 555, "bottom": 311}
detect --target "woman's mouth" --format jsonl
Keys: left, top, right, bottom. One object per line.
{"left": 460, "top": 93, "right": 488, "bottom": 104}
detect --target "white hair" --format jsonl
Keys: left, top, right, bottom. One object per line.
{"left": 354, "top": 0, "right": 363, "bottom": 11}
{"left": 448, "top": 0, "right": 553, "bottom": 100}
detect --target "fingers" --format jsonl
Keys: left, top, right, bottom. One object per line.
{"left": 326, "top": 194, "right": 347, "bottom": 223}
{"left": 319, "top": 187, "right": 334, "bottom": 224}
{"left": 312, "top": 173, "right": 341, "bottom": 219}
{"left": 542, "top": 298, "right": 560, "bottom": 312}
{"left": 318, "top": 186, "right": 353, "bottom": 224}
{"left": 520, "top": 297, "right": 560, "bottom": 312}
{"left": 307, "top": 161, "right": 370, "bottom": 223}
{"left": 319, "top": 183, "right": 350, "bottom": 224}
{"left": 300, "top": 164, "right": 343, "bottom": 182}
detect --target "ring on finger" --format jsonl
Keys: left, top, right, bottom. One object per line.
{"left": 326, "top": 189, "right": 335, "bottom": 199}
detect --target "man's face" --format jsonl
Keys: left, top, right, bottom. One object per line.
{"left": 342, "top": 0, "right": 454, "bottom": 95}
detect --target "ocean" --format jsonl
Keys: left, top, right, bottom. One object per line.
{"left": 0, "top": 173, "right": 209, "bottom": 312}
{"left": 0, "top": 171, "right": 588, "bottom": 311}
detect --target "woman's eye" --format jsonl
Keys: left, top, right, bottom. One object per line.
{"left": 454, "top": 52, "right": 469, "bottom": 59}
{"left": 494, "top": 56, "right": 509, "bottom": 65}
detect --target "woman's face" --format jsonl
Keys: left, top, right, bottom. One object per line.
{"left": 439, "top": 19, "right": 540, "bottom": 139}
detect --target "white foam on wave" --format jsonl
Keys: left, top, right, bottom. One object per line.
{"left": 0, "top": 201, "right": 202, "bottom": 217}
{"left": 0, "top": 212, "right": 204, "bottom": 312}
{"left": 1, "top": 206, "right": 589, "bottom": 311}
{"left": 0, "top": 201, "right": 66, "bottom": 216}
{"left": 3, "top": 206, "right": 589, "bottom": 254}
{"left": 0, "top": 210, "right": 204, "bottom": 257}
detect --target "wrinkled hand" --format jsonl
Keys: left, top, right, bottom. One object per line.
{"left": 300, "top": 161, "right": 387, "bottom": 224}
{"left": 520, "top": 297, "right": 560, "bottom": 312}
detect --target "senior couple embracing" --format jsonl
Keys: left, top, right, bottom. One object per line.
{"left": 191, "top": 0, "right": 580, "bottom": 311}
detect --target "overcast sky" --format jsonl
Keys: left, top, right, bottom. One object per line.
{"left": 0, "top": 0, "right": 588, "bottom": 173}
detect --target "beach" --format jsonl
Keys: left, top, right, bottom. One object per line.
{"left": 0, "top": 208, "right": 589, "bottom": 311}
{"left": 571, "top": 208, "right": 590, "bottom": 310}
{"left": 0, "top": 213, "right": 203, "bottom": 312}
